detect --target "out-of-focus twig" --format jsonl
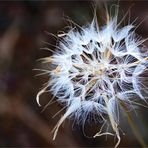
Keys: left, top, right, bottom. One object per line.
{"left": 9, "top": 95, "right": 78, "bottom": 147}
{"left": 0, "top": 19, "right": 20, "bottom": 62}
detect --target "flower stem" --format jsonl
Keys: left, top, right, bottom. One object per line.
{"left": 121, "top": 101, "right": 147, "bottom": 147}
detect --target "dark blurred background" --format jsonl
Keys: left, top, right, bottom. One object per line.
{"left": 0, "top": 0, "right": 148, "bottom": 147}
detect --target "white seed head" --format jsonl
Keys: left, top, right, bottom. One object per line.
{"left": 37, "top": 8, "right": 148, "bottom": 148}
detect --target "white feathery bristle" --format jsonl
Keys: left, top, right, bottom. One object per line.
{"left": 37, "top": 6, "right": 148, "bottom": 148}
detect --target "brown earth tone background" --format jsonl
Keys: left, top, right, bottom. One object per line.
{"left": 0, "top": 0, "right": 148, "bottom": 147}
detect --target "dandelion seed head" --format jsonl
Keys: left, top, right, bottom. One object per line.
{"left": 37, "top": 8, "right": 148, "bottom": 147}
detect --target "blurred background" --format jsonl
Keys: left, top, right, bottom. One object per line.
{"left": 0, "top": 0, "right": 148, "bottom": 147}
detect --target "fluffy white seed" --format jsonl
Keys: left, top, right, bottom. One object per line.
{"left": 37, "top": 10, "right": 148, "bottom": 148}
